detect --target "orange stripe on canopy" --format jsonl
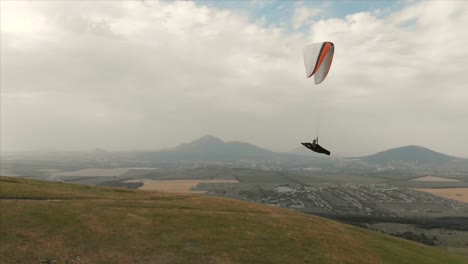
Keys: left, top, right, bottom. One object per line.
{"left": 311, "top": 42, "right": 333, "bottom": 76}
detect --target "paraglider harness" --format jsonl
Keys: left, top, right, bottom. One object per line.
{"left": 301, "top": 137, "right": 331, "bottom": 156}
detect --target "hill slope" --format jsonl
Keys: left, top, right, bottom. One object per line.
{"left": 1, "top": 176, "right": 466, "bottom": 264}
{"left": 175, "top": 135, "right": 272, "bottom": 155}
{"left": 147, "top": 135, "right": 275, "bottom": 162}
{"left": 361, "top": 145, "right": 456, "bottom": 164}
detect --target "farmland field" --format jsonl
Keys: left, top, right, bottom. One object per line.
{"left": 415, "top": 188, "right": 468, "bottom": 203}
{"left": 411, "top": 176, "right": 461, "bottom": 182}
{"left": 126, "top": 179, "right": 239, "bottom": 192}
{"left": 53, "top": 168, "right": 130, "bottom": 177}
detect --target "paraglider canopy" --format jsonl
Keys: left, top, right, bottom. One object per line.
{"left": 303, "top": 42, "right": 334, "bottom": 84}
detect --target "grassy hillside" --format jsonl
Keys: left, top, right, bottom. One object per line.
{"left": 1, "top": 176, "right": 466, "bottom": 264}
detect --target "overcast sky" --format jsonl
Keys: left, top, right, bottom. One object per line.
{"left": 1, "top": 1, "right": 467, "bottom": 157}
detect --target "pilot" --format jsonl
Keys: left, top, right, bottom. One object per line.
{"left": 312, "top": 138, "right": 318, "bottom": 147}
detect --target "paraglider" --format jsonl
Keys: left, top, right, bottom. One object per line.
{"left": 301, "top": 41, "right": 334, "bottom": 156}
{"left": 301, "top": 137, "right": 330, "bottom": 156}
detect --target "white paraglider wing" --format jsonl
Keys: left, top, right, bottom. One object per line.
{"left": 303, "top": 43, "right": 323, "bottom": 78}
{"left": 314, "top": 45, "right": 334, "bottom": 84}
{"left": 303, "top": 42, "right": 334, "bottom": 84}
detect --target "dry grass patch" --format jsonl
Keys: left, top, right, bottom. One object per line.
{"left": 126, "top": 179, "right": 238, "bottom": 193}
{"left": 414, "top": 188, "right": 468, "bottom": 203}
{"left": 411, "top": 176, "right": 461, "bottom": 182}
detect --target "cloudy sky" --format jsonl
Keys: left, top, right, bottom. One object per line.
{"left": 1, "top": 1, "right": 467, "bottom": 157}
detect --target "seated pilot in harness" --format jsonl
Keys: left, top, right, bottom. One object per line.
{"left": 301, "top": 137, "right": 331, "bottom": 156}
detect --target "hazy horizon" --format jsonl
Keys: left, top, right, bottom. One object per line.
{"left": 1, "top": 1, "right": 467, "bottom": 157}
{"left": 2, "top": 134, "right": 467, "bottom": 160}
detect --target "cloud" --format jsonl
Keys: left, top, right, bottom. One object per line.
{"left": 0, "top": 1, "right": 302, "bottom": 151}
{"left": 292, "top": 6, "right": 321, "bottom": 30}
{"left": 1, "top": 1, "right": 467, "bottom": 157}
{"left": 306, "top": 1, "right": 468, "bottom": 155}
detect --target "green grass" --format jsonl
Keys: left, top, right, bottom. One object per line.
{"left": 1, "top": 176, "right": 467, "bottom": 264}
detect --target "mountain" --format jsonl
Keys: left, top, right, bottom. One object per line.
{"left": 362, "top": 145, "right": 455, "bottom": 163}
{"left": 175, "top": 135, "right": 272, "bottom": 155}
{"left": 174, "top": 135, "right": 224, "bottom": 151}
{"left": 151, "top": 135, "right": 275, "bottom": 162}
{"left": 1, "top": 176, "right": 466, "bottom": 264}
{"left": 359, "top": 145, "right": 468, "bottom": 171}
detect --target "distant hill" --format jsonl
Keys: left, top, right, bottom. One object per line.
{"left": 1, "top": 176, "right": 466, "bottom": 264}
{"left": 149, "top": 135, "right": 275, "bottom": 162}
{"left": 359, "top": 145, "right": 468, "bottom": 171}
{"left": 362, "top": 145, "right": 455, "bottom": 164}
{"left": 175, "top": 135, "right": 272, "bottom": 155}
